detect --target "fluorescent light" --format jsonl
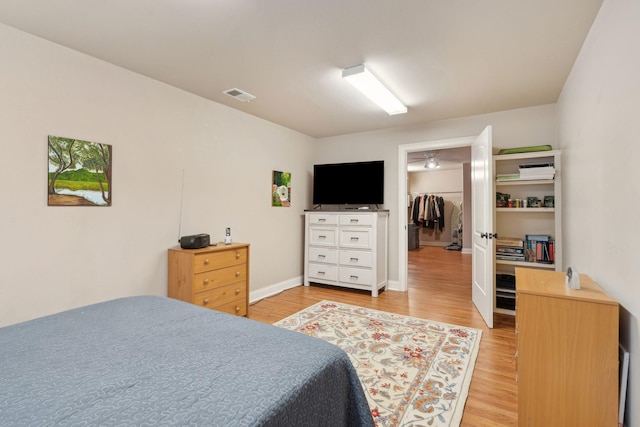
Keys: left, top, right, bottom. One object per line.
{"left": 342, "top": 64, "right": 407, "bottom": 115}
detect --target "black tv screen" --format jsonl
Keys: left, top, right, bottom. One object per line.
{"left": 313, "top": 160, "right": 384, "bottom": 206}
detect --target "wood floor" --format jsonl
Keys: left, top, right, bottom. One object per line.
{"left": 249, "top": 245, "right": 517, "bottom": 426}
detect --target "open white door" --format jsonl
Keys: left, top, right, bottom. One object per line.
{"left": 471, "top": 126, "right": 494, "bottom": 328}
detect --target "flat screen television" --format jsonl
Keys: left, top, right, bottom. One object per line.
{"left": 312, "top": 160, "right": 384, "bottom": 206}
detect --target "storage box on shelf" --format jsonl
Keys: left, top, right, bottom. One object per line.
{"left": 493, "top": 150, "right": 562, "bottom": 315}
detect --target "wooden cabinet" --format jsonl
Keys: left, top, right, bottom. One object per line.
{"left": 494, "top": 150, "right": 562, "bottom": 315}
{"left": 168, "top": 243, "right": 249, "bottom": 316}
{"left": 515, "top": 268, "right": 619, "bottom": 427}
{"left": 304, "top": 211, "right": 388, "bottom": 297}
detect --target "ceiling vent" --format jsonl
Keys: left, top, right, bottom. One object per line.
{"left": 223, "top": 88, "right": 256, "bottom": 102}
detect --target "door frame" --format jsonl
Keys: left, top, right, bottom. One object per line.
{"left": 397, "top": 136, "right": 476, "bottom": 292}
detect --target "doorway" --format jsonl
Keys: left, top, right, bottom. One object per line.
{"left": 397, "top": 127, "right": 495, "bottom": 328}
{"left": 406, "top": 147, "right": 470, "bottom": 252}
{"left": 397, "top": 137, "right": 475, "bottom": 293}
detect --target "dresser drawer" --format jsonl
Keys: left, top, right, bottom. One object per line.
{"left": 340, "top": 228, "right": 372, "bottom": 249}
{"left": 339, "top": 250, "right": 373, "bottom": 268}
{"left": 339, "top": 214, "right": 373, "bottom": 226}
{"left": 193, "top": 282, "right": 247, "bottom": 309}
{"left": 308, "top": 247, "right": 338, "bottom": 264}
{"left": 307, "top": 263, "right": 338, "bottom": 281}
{"left": 193, "top": 264, "right": 247, "bottom": 293}
{"left": 214, "top": 299, "right": 247, "bottom": 316}
{"left": 339, "top": 267, "right": 374, "bottom": 286}
{"left": 194, "top": 248, "right": 247, "bottom": 274}
{"left": 308, "top": 213, "right": 339, "bottom": 225}
{"left": 309, "top": 227, "right": 338, "bottom": 247}
{"left": 168, "top": 243, "right": 250, "bottom": 317}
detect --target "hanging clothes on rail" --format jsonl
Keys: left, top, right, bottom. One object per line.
{"left": 412, "top": 194, "right": 446, "bottom": 233}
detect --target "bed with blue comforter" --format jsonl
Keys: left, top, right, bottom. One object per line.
{"left": 0, "top": 296, "right": 373, "bottom": 426}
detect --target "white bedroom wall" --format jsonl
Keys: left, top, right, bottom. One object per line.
{"left": 0, "top": 24, "right": 313, "bottom": 327}
{"left": 557, "top": 0, "right": 639, "bottom": 423}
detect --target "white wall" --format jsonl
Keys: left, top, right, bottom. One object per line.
{"left": 314, "top": 104, "right": 557, "bottom": 284}
{"left": 557, "top": 0, "right": 639, "bottom": 423}
{"left": 0, "top": 24, "right": 313, "bottom": 327}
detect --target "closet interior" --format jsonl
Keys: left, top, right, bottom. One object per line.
{"left": 409, "top": 192, "right": 463, "bottom": 250}
{"left": 406, "top": 158, "right": 470, "bottom": 252}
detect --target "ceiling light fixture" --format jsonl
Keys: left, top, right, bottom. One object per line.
{"left": 424, "top": 154, "right": 440, "bottom": 169}
{"left": 342, "top": 64, "right": 407, "bottom": 115}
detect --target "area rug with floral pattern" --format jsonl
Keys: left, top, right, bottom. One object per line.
{"left": 275, "top": 301, "right": 482, "bottom": 427}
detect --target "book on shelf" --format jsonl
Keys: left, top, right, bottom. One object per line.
{"left": 496, "top": 237, "right": 524, "bottom": 247}
{"left": 496, "top": 254, "right": 526, "bottom": 262}
{"left": 496, "top": 252, "right": 525, "bottom": 258}
{"left": 496, "top": 247, "right": 524, "bottom": 254}
{"left": 496, "top": 173, "right": 521, "bottom": 181}
{"left": 525, "top": 234, "right": 552, "bottom": 242}
{"left": 526, "top": 239, "right": 554, "bottom": 263}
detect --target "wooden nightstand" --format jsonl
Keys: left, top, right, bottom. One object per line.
{"left": 168, "top": 243, "right": 250, "bottom": 316}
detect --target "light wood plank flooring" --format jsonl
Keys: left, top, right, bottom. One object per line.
{"left": 249, "top": 245, "right": 517, "bottom": 426}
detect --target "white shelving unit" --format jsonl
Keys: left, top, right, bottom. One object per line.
{"left": 493, "top": 150, "right": 562, "bottom": 315}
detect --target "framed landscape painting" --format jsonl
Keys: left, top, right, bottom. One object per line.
{"left": 48, "top": 135, "right": 112, "bottom": 206}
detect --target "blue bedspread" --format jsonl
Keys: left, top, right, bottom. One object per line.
{"left": 0, "top": 296, "right": 373, "bottom": 426}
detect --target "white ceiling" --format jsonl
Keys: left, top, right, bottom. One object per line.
{"left": 407, "top": 147, "right": 471, "bottom": 172}
{"left": 0, "top": 0, "right": 603, "bottom": 138}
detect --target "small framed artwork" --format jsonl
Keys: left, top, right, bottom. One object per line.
{"left": 48, "top": 135, "right": 112, "bottom": 206}
{"left": 272, "top": 170, "right": 291, "bottom": 207}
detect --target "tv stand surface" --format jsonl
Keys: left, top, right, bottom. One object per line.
{"left": 311, "top": 204, "right": 385, "bottom": 211}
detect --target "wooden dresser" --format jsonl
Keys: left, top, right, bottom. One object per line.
{"left": 515, "top": 268, "right": 619, "bottom": 426}
{"left": 168, "top": 243, "right": 249, "bottom": 316}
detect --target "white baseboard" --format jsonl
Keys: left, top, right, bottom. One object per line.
{"left": 249, "top": 276, "right": 302, "bottom": 304}
{"left": 462, "top": 248, "right": 472, "bottom": 255}
{"left": 250, "top": 276, "right": 406, "bottom": 303}
{"left": 386, "top": 280, "right": 401, "bottom": 291}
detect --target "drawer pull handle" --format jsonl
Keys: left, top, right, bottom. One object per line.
{"left": 203, "top": 278, "right": 210, "bottom": 285}
{"left": 235, "top": 306, "right": 240, "bottom": 313}
{"left": 235, "top": 288, "right": 241, "bottom": 295}
{"left": 350, "top": 275, "right": 358, "bottom": 280}
{"left": 236, "top": 252, "right": 241, "bottom": 259}
{"left": 235, "top": 271, "right": 240, "bottom": 277}
{"left": 350, "top": 237, "right": 359, "bottom": 241}
{"left": 318, "top": 218, "right": 326, "bottom": 222}
{"left": 203, "top": 298, "right": 209, "bottom": 305}
{"left": 204, "top": 258, "right": 210, "bottom": 265}
{"left": 318, "top": 235, "right": 326, "bottom": 239}
{"left": 350, "top": 219, "right": 359, "bottom": 223}
{"left": 318, "top": 271, "right": 325, "bottom": 275}
{"left": 318, "top": 254, "right": 325, "bottom": 259}
{"left": 350, "top": 257, "right": 359, "bottom": 262}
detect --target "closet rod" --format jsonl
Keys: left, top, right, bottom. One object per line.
{"left": 410, "top": 191, "right": 463, "bottom": 195}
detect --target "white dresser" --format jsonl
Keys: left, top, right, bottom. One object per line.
{"left": 304, "top": 210, "right": 389, "bottom": 297}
